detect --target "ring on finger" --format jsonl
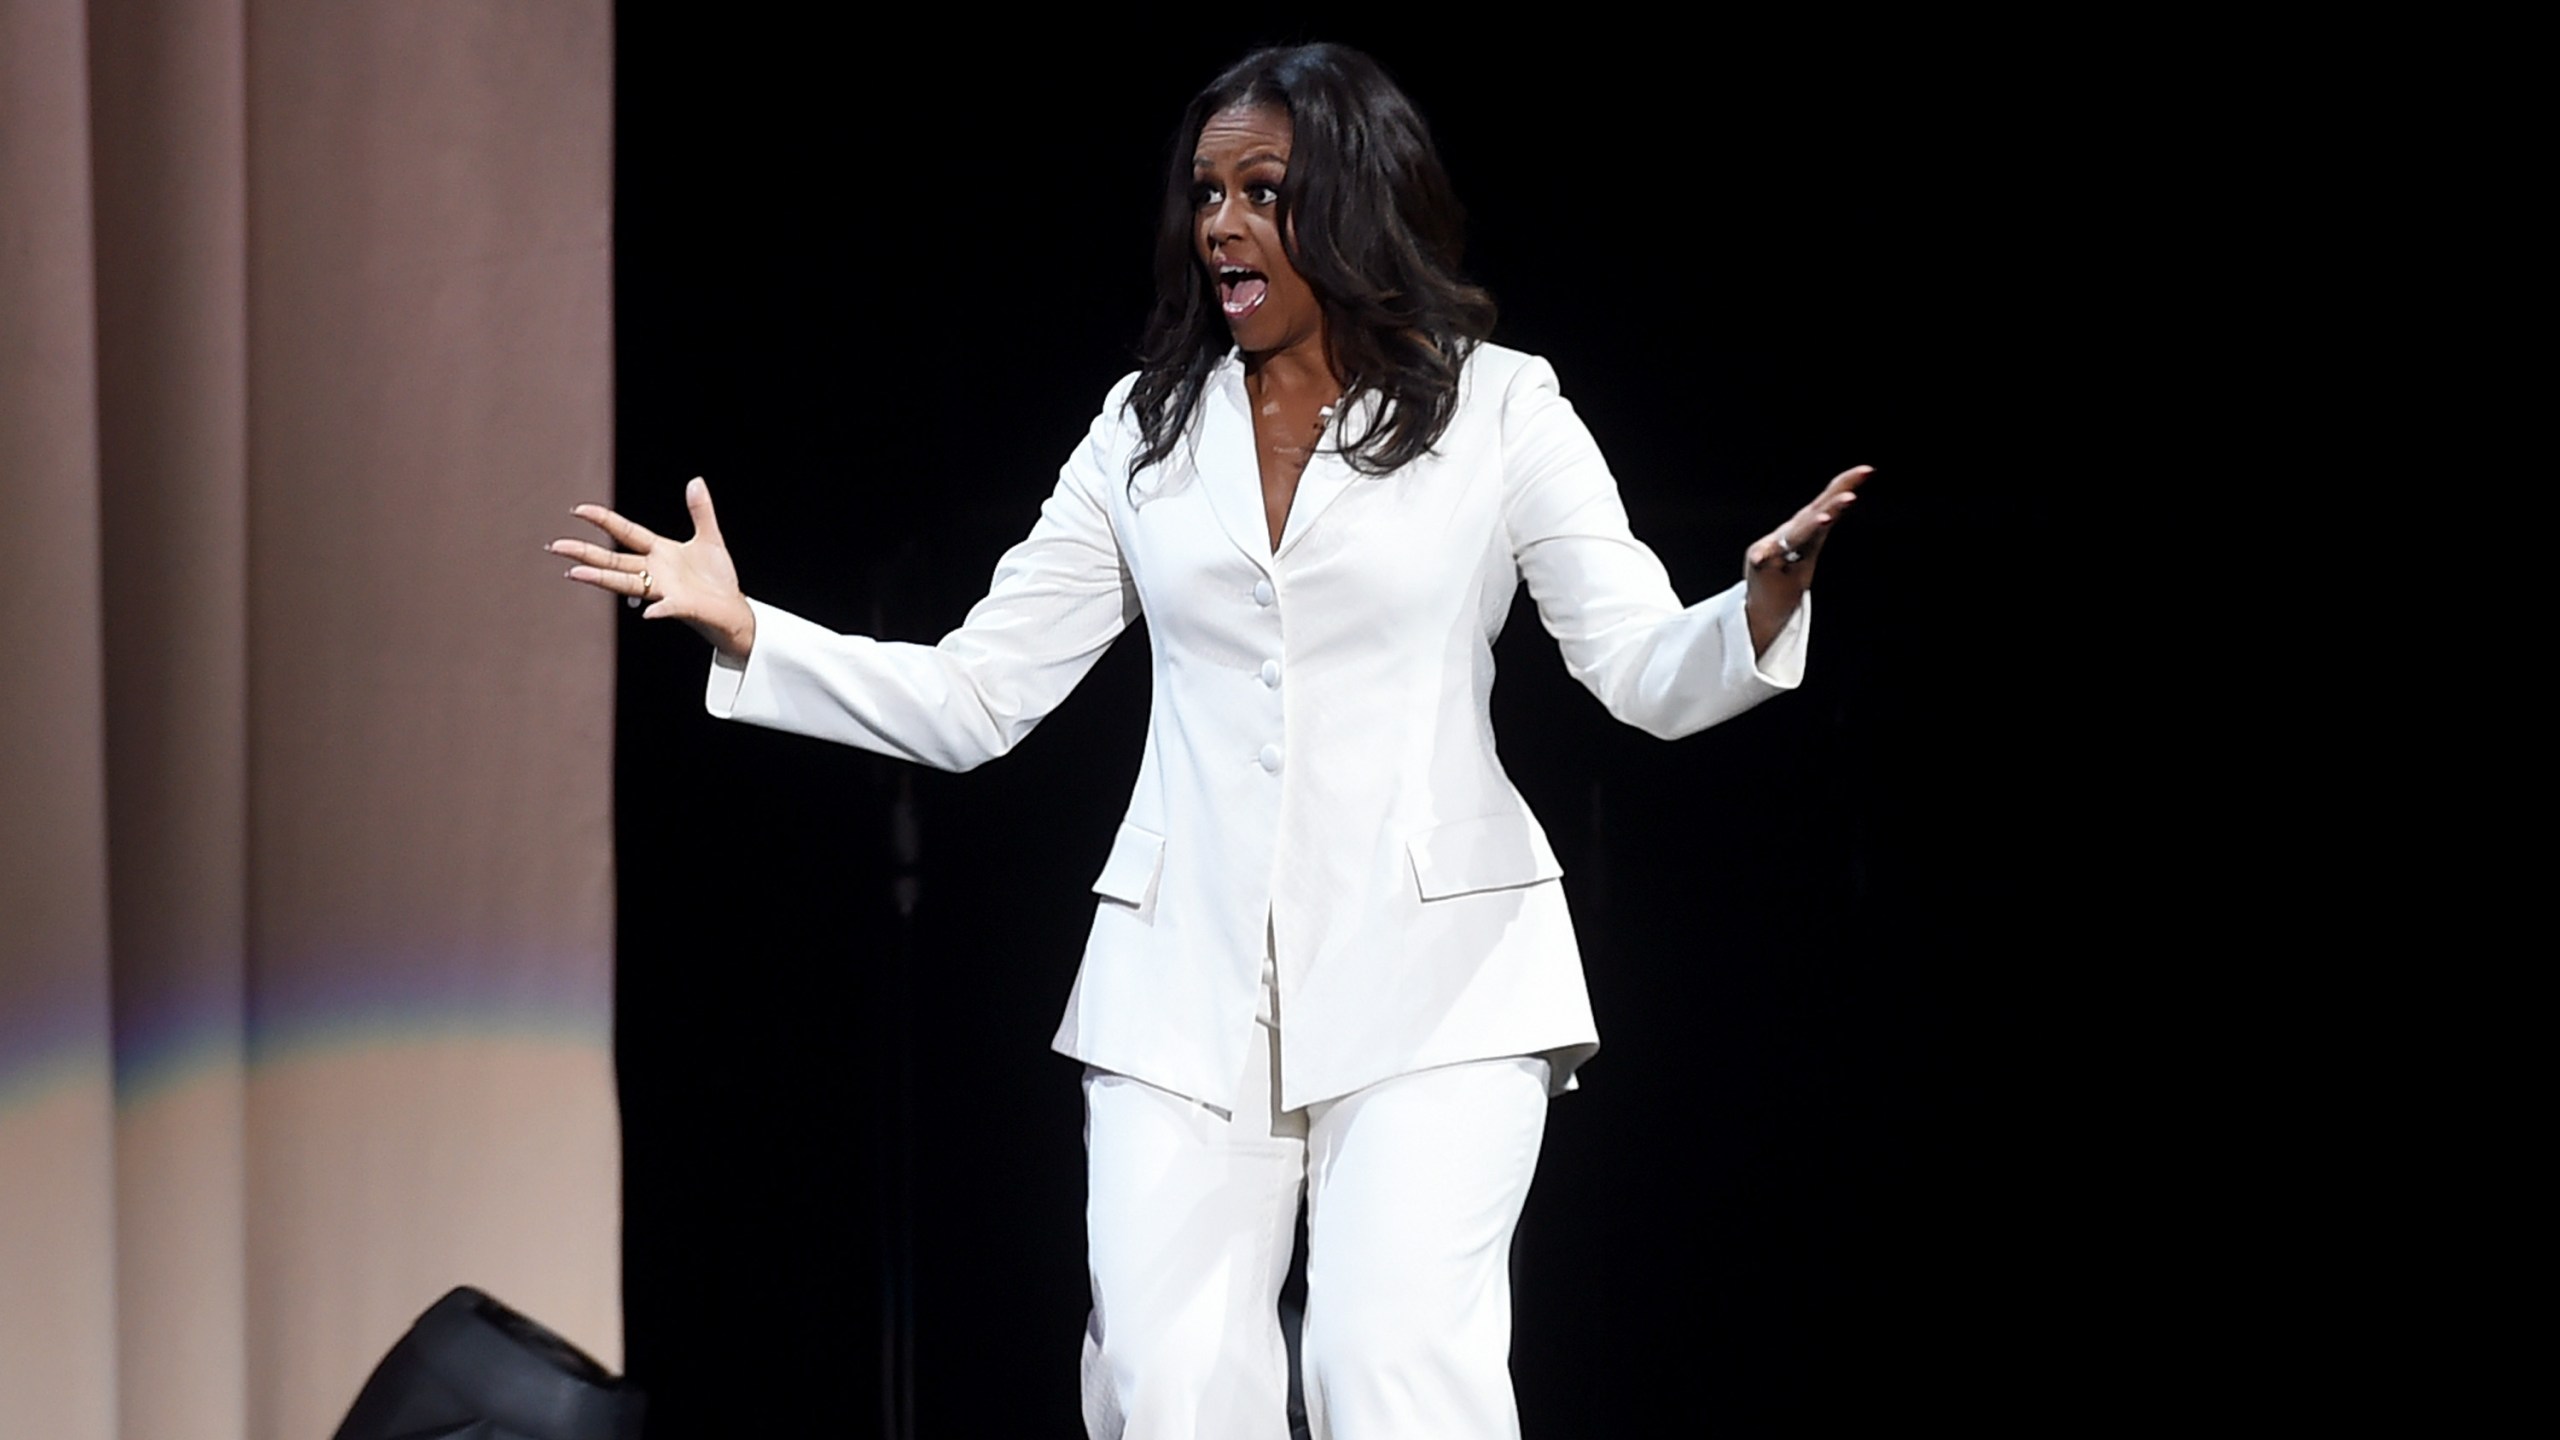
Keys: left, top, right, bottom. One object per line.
{"left": 625, "top": 569, "right": 652, "bottom": 610}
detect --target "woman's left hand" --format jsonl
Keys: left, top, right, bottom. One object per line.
{"left": 1744, "top": 465, "right": 1871, "bottom": 657}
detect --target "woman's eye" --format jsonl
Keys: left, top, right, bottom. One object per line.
{"left": 1192, "top": 179, "right": 1279, "bottom": 209}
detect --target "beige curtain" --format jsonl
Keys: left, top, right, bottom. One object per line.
{"left": 0, "top": 3, "right": 620, "bottom": 1436}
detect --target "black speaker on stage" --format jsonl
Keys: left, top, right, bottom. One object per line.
{"left": 331, "top": 1286, "right": 645, "bottom": 1440}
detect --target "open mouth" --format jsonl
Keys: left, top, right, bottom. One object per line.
{"left": 1217, "top": 265, "right": 1268, "bottom": 319}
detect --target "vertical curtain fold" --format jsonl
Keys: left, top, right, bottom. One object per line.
{"left": 88, "top": 3, "right": 252, "bottom": 1435}
{"left": 2, "top": 3, "right": 619, "bottom": 1435}
{"left": 0, "top": 2, "right": 121, "bottom": 1434}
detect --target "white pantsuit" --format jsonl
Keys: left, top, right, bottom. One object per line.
{"left": 1080, "top": 957, "right": 1550, "bottom": 1439}
{"left": 705, "top": 343, "right": 1807, "bottom": 1434}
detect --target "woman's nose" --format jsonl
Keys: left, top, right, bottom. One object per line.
{"left": 1202, "top": 196, "right": 1242, "bottom": 244}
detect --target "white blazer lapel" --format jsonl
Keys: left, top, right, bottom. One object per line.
{"left": 1192, "top": 359, "right": 1277, "bottom": 573}
{"left": 1274, "top": 388, "right": 1378, "bottom": 561}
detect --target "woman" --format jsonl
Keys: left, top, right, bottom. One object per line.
{"left": 556, "top": 42, "right": 1863, "bottom": 1440}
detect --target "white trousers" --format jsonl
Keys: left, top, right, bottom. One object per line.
{"left": 1080, "top": 959, "right": 1551, "bottom": 1439}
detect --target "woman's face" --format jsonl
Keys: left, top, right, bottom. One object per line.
{"left": 1192, "top": 104, "right": 1324, "bottom": 361}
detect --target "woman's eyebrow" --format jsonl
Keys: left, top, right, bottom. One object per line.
{"left": 1193, "top": 151, "right": 1290, "bottom": 170}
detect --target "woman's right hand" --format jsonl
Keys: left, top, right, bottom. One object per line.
{"left": 551, "top": 477, "right": 757, "bottom": 660}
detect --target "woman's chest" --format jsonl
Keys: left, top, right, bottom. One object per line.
{"left": 1113, "top": 414, "right": 1516, "bottom": 657}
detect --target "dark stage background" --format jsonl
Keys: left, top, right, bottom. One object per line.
{"left": 613, "top": 20, "right": 2081, "bottom": 1438}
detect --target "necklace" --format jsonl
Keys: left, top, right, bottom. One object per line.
{"left": 1264, "top": 397, "right": 1340, "bottom": 471}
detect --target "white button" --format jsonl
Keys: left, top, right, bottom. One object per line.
{"left": 1260, "top": 660, "right": 1281, "bottom": 687}
{"left": 1253, "top": 579, "right": 1275, "bottom": 607}
{"left": 1257, "top": 744, "right": 1282, "bottom": 773}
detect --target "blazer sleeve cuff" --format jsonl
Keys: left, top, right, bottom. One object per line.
{"left": 1742, "top": 588, "right": 1812, "bottom": 690}
{"left": 705, "top": 597, "right": 815, "bottom": 723}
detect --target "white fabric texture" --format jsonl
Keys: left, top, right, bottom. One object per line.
{"left": 1080, "top": 959, "right": 1549, "bottom": 1439}
{"left": 706, "top": 343, "right": 1809, "bottom": 1113}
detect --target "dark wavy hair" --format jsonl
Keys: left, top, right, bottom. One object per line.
{"left": 1126, "top": 44, "right": 1498, "bottom": 480}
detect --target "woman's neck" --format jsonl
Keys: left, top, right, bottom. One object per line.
{"left": 1239, "top": 335, "right": 1341, "bottom": 403}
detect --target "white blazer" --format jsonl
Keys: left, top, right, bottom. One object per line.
{"left": 708, "top": 343, "right": 1807, "bottom": 1111}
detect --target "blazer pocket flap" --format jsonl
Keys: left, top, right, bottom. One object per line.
{"left": 1091, "top": 822, "right": 1167, "bottom": 907}
{"left": 1407, "top": 812, "right": 1563, "bottom": 901}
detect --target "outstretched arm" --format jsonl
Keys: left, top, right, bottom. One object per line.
{"left": 550, "top": 383, "right": 1142, "bottom": 772}
{"left": 1502, "top": 355, "right": 1863, "bottom": 738}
